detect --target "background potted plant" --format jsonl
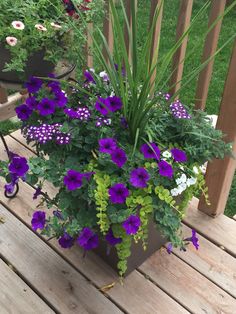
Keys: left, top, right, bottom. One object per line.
{"left": 0, "top": 0, "right": 234, "bottom": 277}
{"left": 0, "top": 0, "right": 104, "bottom": 83}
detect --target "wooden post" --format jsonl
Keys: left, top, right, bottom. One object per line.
{"left": 86, "top": 23, "right": 94, "bottom": 68}
{"left": 195, "top": 0, "right": 226, "bottom": 110}
{"left": 124, "top": 0, "right": 138, "bottom": 62}
{"left": 169, "top": 0, "right": 193, "bottom": 98}
{"left": 103, "top": 1, "right": 114, "bottom": 63}
{"left": 149, "top": 0, "right": 163, "bottom": 95}
{"left": 198, "top": 40, "right": 236, "bottom": 217}
{"left": 0, "top": 86, "right": 8, "bottom": 104}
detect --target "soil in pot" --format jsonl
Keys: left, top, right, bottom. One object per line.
{"left": 0, "top": 44, "right": 55, "bottom": 84}
{"left": 94, "top": 222, "right": 166, "bottom": 277}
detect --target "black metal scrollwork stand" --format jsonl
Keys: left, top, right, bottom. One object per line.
{"left": 0, "top": 132, "right": 19, "bottom": 199}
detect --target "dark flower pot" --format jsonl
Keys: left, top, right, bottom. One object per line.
{"left": 94, "top": 222, "right": 166, "bottom": 276}
{"left": 0, "top": 44, "right": 55, "bottom": 84}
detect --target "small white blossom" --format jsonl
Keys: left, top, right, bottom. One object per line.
{"left": 186, "top": 177, "right": 197, "bottom": 187}
{"left": 35, "top": 24, "right": 47, "bottom": 32}
{"left": 99, "top": 71, "right": 109, "bottom": 82}
{"left": 50, "top": 22, "right": 62, "bottom": 29}
{"left": 178, "top": 183, "right": 187, "bottom": 193}
{"left": 176, "top": 173, "right": 187, "bottom": 185}
{"left": 6, "top": 36, "right": 18, "bottom": 46}
{"left": 200, "top": 165, "right": 206, "bottom": 173}
{"left": 162, "top": 151, "right": 171, "bottom": 158}
{"left": 171, "top": 188, "right": 179, "bottom": 196}
{"left": 89, "top": 68, "right": 95, "bottom": 73}
{"left": 193, "top": 166, "right": 199, "bottom": 175}
{"left": 12, "top": 21, "right": 25, "bottom": 30}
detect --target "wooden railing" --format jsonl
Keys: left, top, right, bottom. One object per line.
{"left": 0, "top": 0, "right": 235, "bottom": 217}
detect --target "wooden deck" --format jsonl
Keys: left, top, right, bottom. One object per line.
{"left": 0, "top": 131, "right": 236, "bottom": 314}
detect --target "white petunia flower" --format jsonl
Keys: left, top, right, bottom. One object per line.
{"left": 6, "top": 36, "right": 18, "bottom": 46}
{"left": 178, "top": 183, "right": 187, "bottom": 193}
{"left": 186, "top": 177, "right": 197, "bottom": 187}
{"left": 162, "top": 151, "right": 171, "bottom": 158}
{"left": 50, "top": 22, "right": 62, "bottom": 29}
{"left": 176, "top": 173, "right": 187, "bottom": 185}
{"left": 89, "top": 68, "right": 95, "bottom": 73}
{"left": 35, "top": 24, "right": 47, "bottom": 32}
{"left": 171, "top": 188, "right": 179, "bottom": 196}
{"left": 12, "top": 21, "right": 25, "bottom": 30}
{"left": 193, "top": 166, "right": 199, "bottom": 175}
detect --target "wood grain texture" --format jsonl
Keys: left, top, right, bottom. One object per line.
{"left": 184, "top": 198, "right": 236, "bottom": 257}
{"left": 172, "top": 224, "right": 236, "bottom": 298}
{"left": 169, "top": 0, "right": 193, "bottom": 97}
{"left": 0, "top": 204, "right": 122, "bottom": 314}
{"left": 0, "top": 92, "right": 23, "bottom": 121}
{"left": 0, "top": 259, "right": 55, "bottom": 314}
{"left": 0, "top": 86, "right": 8, "bottom": 104}
{"left": 195, "top": 0, "right": 226, "bottom": 110}
{"left": 198, "top": 40, "right": 236, "bottom": 216}
{"left": 0, "top": 136, "right": 188, "bottom": 314}
{"left": 139, "top": 249, "right": 236, "bottom": 314}
{"left": 103, "top": 1, "right": 113, "bottom": 63}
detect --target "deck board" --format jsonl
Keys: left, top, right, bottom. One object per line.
{"left": 139, "top": 251, "right": 236, "bottom": 314}
{"left": 172, "top": 224, "right": 236, "bottom": 298}
{"left": 0, "top": 131, "right": 236, "bottom": 313}
{"left": 0, "top": 204, "right": 122, "bottom": 314}
{"left": 184, "top": 198, "right": 236, "bottom": 257}
{"left": 0, "top": 258, "right": 55, "bottom": 314}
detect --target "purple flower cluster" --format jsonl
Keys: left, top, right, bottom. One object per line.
{"left": 77, "top": 227, "right": 99, "bottom": 250}
{"left": 95, "top": 117, "right": 111, "bottom": 127}
{"left": 64, "top": 107, "right": 91, "bottom": 121}
{"left": 170, "top": 100, "right": 191, "bottom": 119}
{"left": 4, "top": 155, "right": 29, "bottom": 195}
{"left": 31, "top": 211, "right": 46, "bottom": 231}
{"left": 26, "top": 123, "right": 71, "bottom": 145}
{"left": 95, "top": 96, "right": 123, "bottom": 116}
{"left": 98, "top": 138, "right": 127, "bottom": 168}
{"left": 64, "top": 169, "right": 94, "bottom": 191}
{"left": 25, "top": 76, "right": 43, "bottom": 94}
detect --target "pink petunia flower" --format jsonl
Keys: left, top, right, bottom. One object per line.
{"left": 50, "top": 22, "right": 62, "bottom": 29}
{"left": 35, "top": 24, "right": 47, "bottom": 32}
{"left": 6, "top": 36, "right": 18, "bottom": 46}
{"left": 12, "top": 21, "right": 25, "bottom": 30}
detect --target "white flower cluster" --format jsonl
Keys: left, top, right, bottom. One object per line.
{"left": 171, "top": 173, "right": 197, "bottom": 197}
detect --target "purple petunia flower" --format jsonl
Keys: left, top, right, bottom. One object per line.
{"left": 105, "top": 228, "right": 122, "bottom": 246}
{"left": 130, "top": 167, "right": 150, "bottom": 188}
{"left": 120, "top": 116, "right": 128, "bottom": 128}
{"left": 184, "top": 229, "right": 199, "bottom": 250}
{"left": 99, "top": 138, "right": 117, "bottom": 154}
{"left": 95, "top": 97, "right": 110, "bottom": 116}
{"left": 4, "top": 173, "right": 19, "bottom": 195}
{"left": 26, "top": 96, "right": 38, "bottom": 109}
{"left": 8, "top": 156, "right": 29, "bottom": 177}
{"left": 63, "top": 169, "right": 83, "bottom": 191}
{"left": 15, "top": 104, "right": 32, "bottom": 121}
{"left": 25, "top": 76, "right": 43, "bottom": 94}
{"left": 77, "top": 227, "right": 99, "bottom": 250}
{"left": 158, "top": 160, "right": 173, "bottom": 178}
{"left": 38, "top": 98, "right": 55, "bottom": 116}
{"left": 107, "top": 96, "right": 123, "bottom": 112}
{"left": 47, "top": 75, "right": 61, "bottom": 93}
{"left": 33, "top": 187, "right": 42, "bottom": 200}
{"left": 111, "top": 148, "right": 127, "bottom": 168}
{"left": 84, "top": 70, "right": 95, "bottom": 84}
{"left": 167, "top": 243, "right": 173, "bottom": 254}
{"left": 171, "top": 148, "right": 187, "bottom": 163}
{"left": 140, "top": 143, "right": 160, "bottom": 160}
{"left": 109, "top": 183, "right": 129, "bottom": 204}
{"left": 54, "top": 91, "right": 68, "bottom": 108}
{"left": 58, "top": 232, "right": 74, "bottom": 249}
{"left": 53, "top": 210, "right": 64, "bottom": 219}
{"left": 31, "top": 211, "right": 46, "bottom": 231}
{"left": 122, "top": 215, "right": 141, "bottom": 235}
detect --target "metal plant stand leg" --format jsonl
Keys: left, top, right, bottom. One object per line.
{"left": 0, "top": 132, "right": 19, "bottom": 199}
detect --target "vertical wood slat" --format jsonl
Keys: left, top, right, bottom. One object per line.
{"left": 195, "top": 0, "right": 226, "bottom": 110}
{"left": 103, "top": 1, "right": 114, "bottom": 63}
{"left": 86, "top": 23, "right": 94, "bottom": 68}
{"left": 198, "top": 39, "right": 236, "bottom": 217}
{"left": 149, "top": 0, "right": 164, "bottom": 94}
{"left": 169, "top": 0, "right": 193, "bottom": 97}
{"left": 0, "top": 86, "right": 8, "bottom": 104}
{"left": 124, "top": 0, "right": 138, "bottom": 62}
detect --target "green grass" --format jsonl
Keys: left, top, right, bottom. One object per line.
{"left": 0, "top": 0, "right": 235, "bottom": 216}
